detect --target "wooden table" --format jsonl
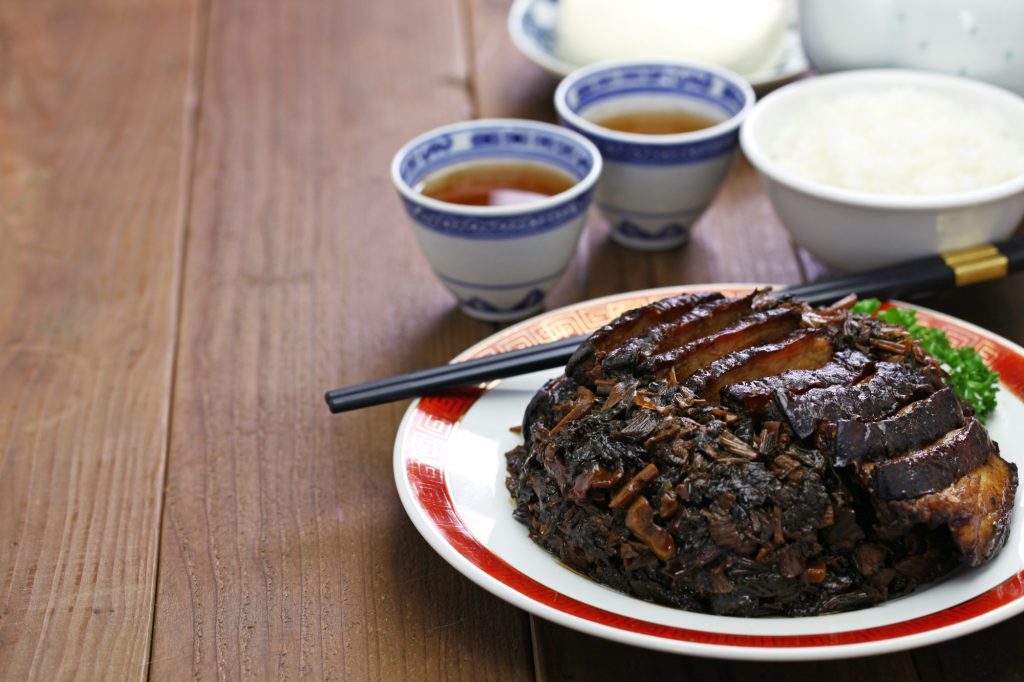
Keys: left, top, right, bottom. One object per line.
{"left": 2, "top": 0, "right": 1022, "bottom": 679}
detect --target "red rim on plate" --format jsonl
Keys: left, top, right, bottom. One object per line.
{"left": 395, "top": 286, "right": 1024, "bottom": 659}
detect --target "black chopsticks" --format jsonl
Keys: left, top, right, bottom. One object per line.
{"left": 325, "top": 238, "right": 1024, "bottom": 413}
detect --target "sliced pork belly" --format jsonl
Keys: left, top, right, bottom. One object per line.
{"left": 820, "top": 387, "right": 966, "bottom": 467}
{"left": 508, "top": 291, "right": 1017, "bottom": 616}
{"left": 566, "top": 291, "right": 723, "bottom": 383}
{"left": 778, "top": 362, "right": 942, "bottom": 440}
{"left": 875, "top": 453, "right": 1018, "bottom": 566}
{"left": 861, "top": 419, "right": 993, "bottom": 500}
{"left": 722, "top": 349, "right": 874, "bottom": 417}
{"left": 600, "top": 294, "right": 756, "bottom": 377}
{"left": 684, "top": 330, "right": 834, "bottom": 402}
{"left": 643, "top": 307, "right": 801, "bottom": 381}
{"left": 644, "top": 294, "right": 759, "bottom": 355}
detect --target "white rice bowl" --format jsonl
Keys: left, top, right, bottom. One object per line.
{"left": 740, "top": 69, "right": 1024, "bottom": 271}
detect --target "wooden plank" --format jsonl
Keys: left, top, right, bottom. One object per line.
{"left": 912, "top": 614, "right": 1024, "bottom": 682}
{"left": 532, "top": 620, "right": 920, "bottom": 682}
{"left": 149, "top": 0, "right": 534, "bottom": 678}
{"left": 0, "top": 0, "right": 197, "bottom": 678}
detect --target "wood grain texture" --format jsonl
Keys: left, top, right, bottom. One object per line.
{"left": 531, "top": 620, "right": 921, "bottom": 682}
{"left": 912, "top": 613, "right": 1024, "bottom": 682}
{"left": 0, "top": 0, "right": 196, "bottom": 678}
{"left": 1, "top": 0, "right": 1020, "bottom": 678}
{"left": 149, "top": 0, "right": 533, "bottom": 679}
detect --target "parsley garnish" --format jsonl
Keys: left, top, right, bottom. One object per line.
{"left": 851, "top": 298, "right": 999, "bottom": 421}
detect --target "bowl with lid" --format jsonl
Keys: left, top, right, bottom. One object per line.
{"left": 740, "top": 69, "right": 1024, "bottom": 271}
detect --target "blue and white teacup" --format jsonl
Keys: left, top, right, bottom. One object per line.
{"left": 391, "top": 119, "right": 602, "bottom": 321}
{"left": 555, "top": 60, "right": 755, "bottom": 250}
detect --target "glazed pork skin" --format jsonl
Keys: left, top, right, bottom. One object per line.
{"left": 874, "top": 453, "right": 1017, "bottom": 566}
{"left": 862, "top": 419, "right": 994, "bottom": 500}
{"left": 722, "top": 349, "right": 874, "bottom": 418}
{"left": 818, "top": 387, "right": 966, "bottom": 467}
{"left": 565, "top": 292, "right": 723, "bottom": 384}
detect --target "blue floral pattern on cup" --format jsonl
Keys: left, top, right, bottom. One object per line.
{"left": 570, "top": 131, "right": 739, "bottom": 165}
{"left": 462, "top": 289, "right": 546, "bottom": 315}
{"left": 400, "top": 192, "right": 593, "bottom": 239}
{"left": 616, "top": 220, "right": 688, "bottom": 243}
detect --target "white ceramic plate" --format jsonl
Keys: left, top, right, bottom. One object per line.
{"left": 508, "top": 0, "right": 810, "bottom": 90}
{"left": 394, "top": 286, "right": 1024, "bottom": 661}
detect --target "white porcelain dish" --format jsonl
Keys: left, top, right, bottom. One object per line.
{"left": 741, "top": 69, "right": 1024, "bottom": 271}
{"left": 394, "top": 285, "right": 1024, "bottom": 661}
{"left": 508, "top": 0, "right": 809, "bottom": 90}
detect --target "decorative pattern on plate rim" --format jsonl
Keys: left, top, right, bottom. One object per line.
{"left": 397, "top": 286, "right": 1024, "bottom": 657}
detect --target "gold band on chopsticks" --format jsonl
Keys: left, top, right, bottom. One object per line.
{"left": 941, "top": 244, "right": 999, "bottom": 267}
{"left": 940, "top": 244, "right": 1009, "bottom": 287}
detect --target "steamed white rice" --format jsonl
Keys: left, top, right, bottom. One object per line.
{"left": 768, "top": 87, "right": 1024, "bottom": 196}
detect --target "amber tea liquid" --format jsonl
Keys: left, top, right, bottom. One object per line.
{"left": 417, "top": 161, "right": 576, "bottom": 207}
{"left": 594, "top": 109, "right": 717, "bottom": 135}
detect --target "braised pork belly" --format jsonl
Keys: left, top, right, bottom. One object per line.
{"left": 506, "top": 292, "right": 1016, "bottom": 616}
